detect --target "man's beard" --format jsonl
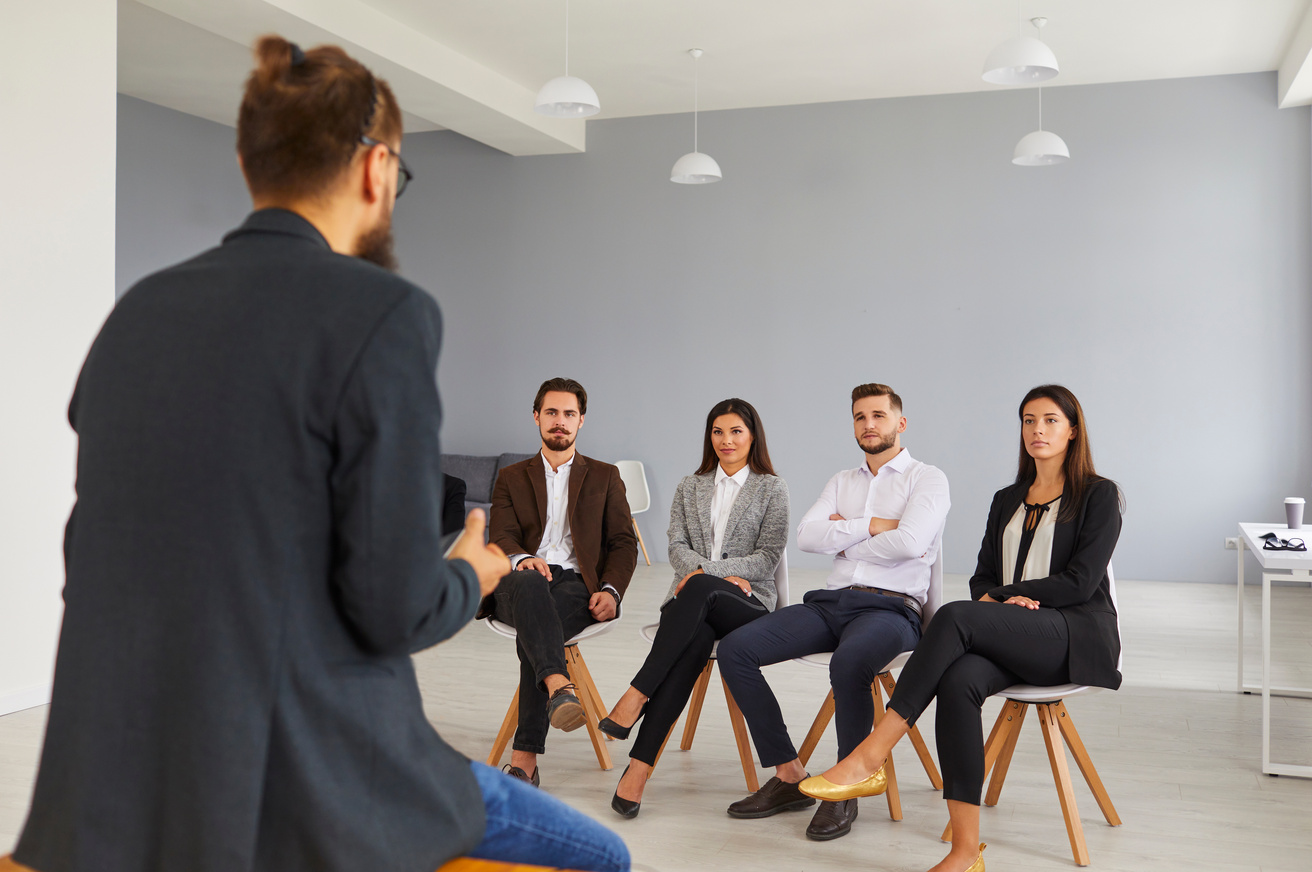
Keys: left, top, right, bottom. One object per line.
{"left": 356, "top": 219, "right": 398, "bottom": 272}
{"left": 543, "top": 430, "right": 575, "bottom": 452}
{"left": 857, "top": 432, "right": 896, "bottom": 456}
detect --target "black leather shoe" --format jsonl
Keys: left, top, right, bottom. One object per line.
{"left": 805, "top": 799, "right": 858, "bottom": 841}
{"left": 502, "top": 763, "right": 540, "bottom": 788}
{"left": 547, "top": 683, "right": 586, "bottom": 732}
{"left": 598, "top": 703, "right": 647, "bottom": 740}
{"left": 726, "top": 776, "right": 817, "bottom": 819}
{"left": 611, "top": 765, "right": 641, "bottom": 819}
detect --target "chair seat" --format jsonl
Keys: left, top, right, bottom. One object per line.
{"left": 485, "top": 616, "right": 619, "bottom": 646}
{"left": 1000, "top": 683, "right": 1101, "bottom": 703}
{"left": 792, "top": 649, "right": 912, "bottom": 673}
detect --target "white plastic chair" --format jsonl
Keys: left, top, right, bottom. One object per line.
{"left": 484, "top": 614, "right": 622, "bottom": 771}
{"left": 641, "top": 552, "right": 790, "bottom": 791}
{"left": 944, "top": 564, "right": 1123, "bottom": 866}
{"left": 792, "top": 542, "right": 947, "bottom": 821}
{"left": 615, "top": 460, "right": 652, "bottom": 566}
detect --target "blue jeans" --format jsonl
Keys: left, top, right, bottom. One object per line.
{"left": 468, "top": 761, "right": 630, "bottom": 871}
{"left": 718, "top": 588, "right": 921, "bottom": 767}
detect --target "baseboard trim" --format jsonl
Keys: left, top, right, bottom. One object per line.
{"left": 0, "top": 684, "right": 51, "bottom": 717}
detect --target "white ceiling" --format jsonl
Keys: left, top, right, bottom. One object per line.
{"left": 119, "top": 0, "right": 1312, "bottom": 155}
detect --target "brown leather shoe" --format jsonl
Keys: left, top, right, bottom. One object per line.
{"left": 502, "top": 763, "right": 540, "bottom": 788}
{"left": 547, "top": 683, "right": 586, "bottom": 732}
{"left": 805, "top": 798, "right": 858, "bottom": 840}
{"left": 726, "top": 776, "right": 817, "bottom": 819}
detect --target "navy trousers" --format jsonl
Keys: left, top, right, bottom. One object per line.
{"left": 718, "top": 588, "right": 921, "bottom": 767}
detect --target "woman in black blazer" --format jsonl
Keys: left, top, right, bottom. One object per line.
{"left": 797, "top": 385, "right": 1122, "bottom": 872}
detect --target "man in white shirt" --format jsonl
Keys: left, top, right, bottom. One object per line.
{"left": 718, "top": 383, "right": 949, "bottom": 841}
{"left": 486, "top": 378, "right": 638, "bottom": 788}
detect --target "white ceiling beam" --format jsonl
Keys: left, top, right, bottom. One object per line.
{"left": 132, "top": 0, "right": 586, "bottom": 155}
{"left": 1278, "top": 0, "right": 1312, "bottom": 107}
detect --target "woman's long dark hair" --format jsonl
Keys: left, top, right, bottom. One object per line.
{"left": 695, "top": 398, "right": 776, "bottom": 476}
{"left": 1015, "top": 385, "right": 1104, "bottom": 523}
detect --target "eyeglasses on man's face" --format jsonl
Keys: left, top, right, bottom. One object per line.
{"left": 360, "top": 135, "right": 413, "bottom": 199}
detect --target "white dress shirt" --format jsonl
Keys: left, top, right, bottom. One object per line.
{"left": 795, "top": 449, "right": 950, "bottom": 604}
{"left": 709, "top": 464, "right": 750, "bottom": 561}
{"left": 510, "top": 451, "right": 578, "bottom": 571}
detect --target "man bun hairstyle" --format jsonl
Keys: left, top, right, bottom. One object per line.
{"left": 533, "top": 378, "right": 587, "bottom": 416}
{"left": 237, "top": 35, "right": 403, "bottom": 200}
{"left": 851, "top": 383, "right": 903, "bottom": 415}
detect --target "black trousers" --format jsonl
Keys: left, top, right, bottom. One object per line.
{"left": 491, "top": 566, "right": 596, "bottom": 755}
{"left": 627, "top": 575, "right": 768, "bottom": 765}
{"left": 886, "top": 600, "right": 1071, "bottom": 805}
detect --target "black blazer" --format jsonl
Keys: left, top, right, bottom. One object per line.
{"left": 444, "top": 474, "right": 469, "bottom": 536}
{"left": 968, "top": 477, "right": 1123, "bottom": 690}
{"left": 15, "top": 210, "right": 485, "bottom": 872}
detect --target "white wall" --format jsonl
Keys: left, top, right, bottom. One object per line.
{"left": 0, "top": 3, "right": 117, "bottom": 714}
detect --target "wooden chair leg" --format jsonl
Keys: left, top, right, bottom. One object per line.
{"left": 632, "top": 517, "right": 651, "bottom": 566}
{"left": 487, "top": 687, "right": 520, "bottom": 767}
{"left": 879, "top": 672, "right": 943, "bottom": 790}
{"left": 984, "top": 701, "right": 1029, "bottom": 806}
{"left": 680, "top": 660, "right": 714, "bottom": 750}
{"left": 650, "top": 720, "right": 678, "bottom": 775}
{"left": 1037, "top": 702, "right": 1090, "bottom": 866}
{"left": 943, "top": 701, "right": 1022, "bottom": 843}
{"left": 568, "top": 644, "right": 612, "bottom": 742}
{"left": 722, "top": 672, "right": 760, "bottom": 792}
{"left": 1053, "top": 700, "right": 1121, "bottom": 827}
{"left": 872, "top": 680, "right": 902, "bottom": 821}
{"left": 564, "top": 646, "right": 613, "bottom": 771}
{"left": 797, "top": 690, "right": 836, "bottom": 767}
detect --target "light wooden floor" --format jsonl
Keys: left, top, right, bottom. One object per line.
{"left": 2, "top": 565, "right": 1310, "bottom": 871}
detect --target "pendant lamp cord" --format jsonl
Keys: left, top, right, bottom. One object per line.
{"left": 693, "top": 55, "right": 699, "bottom": 152}
{"left": 564, "top": 0, "right": 570, "bottom": 76}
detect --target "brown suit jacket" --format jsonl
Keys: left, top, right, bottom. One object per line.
{"left": 488, "top": 452, "right": 638, "bottom": 603}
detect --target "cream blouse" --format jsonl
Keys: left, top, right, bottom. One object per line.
{"left": 1001, "top": 497, "right": 1061, "bottom": 586}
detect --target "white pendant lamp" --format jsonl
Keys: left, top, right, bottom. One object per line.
{"left": 1013, "top": 84, "right": 1069, "bottom": 166}
{"left": 983, "top": 9, "right": 1059, "bottom": 85}
{"left": 535, "top": 0, "right": 600, "bottom": 118}
{"left": 671, "top": 49, "right": 721, "bottom": 184}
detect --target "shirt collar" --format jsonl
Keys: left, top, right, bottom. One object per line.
{"left": 715, "top": 464, "right": 750, "bottom": 487}
{"left": 857, "top": 447, "right": 913, "bottom": 478}
{"left": 542, "top": 450, "right": 575, "bottom": 475}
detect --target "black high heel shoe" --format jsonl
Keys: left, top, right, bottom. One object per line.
{"left": 611, "top": 765, "right": 641, "bottom": 819}
{"left": 598, "top": 702, "right": 647, "bottom": 740}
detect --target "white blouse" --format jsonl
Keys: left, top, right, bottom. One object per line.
{"left": 710, "top": 464, "right": 750, "bottom": 560}
{"left": 1001, "top": 497, "right": 1061, "bottom": 586}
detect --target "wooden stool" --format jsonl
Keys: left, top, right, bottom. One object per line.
{"left": 794, "top": 667, "right": 944, "bottom": 821}
{"left": 485, "top": 618, "right": 619, "bottom": 771}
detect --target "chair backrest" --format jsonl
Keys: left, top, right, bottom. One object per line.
{"left": 774, "top": 550, "right": 790, "bottom": 609}
{"left": 615, "top": 460, "right": 651, "bottom": 514}
{"left": 1107, "top": 562, "right": 1122, "bottom": 672}
{"left": 923, "top": 536, "right": 944, "bottom": 629}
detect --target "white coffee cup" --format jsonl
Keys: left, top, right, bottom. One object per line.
{"left": 1286, "top": 497, "right": 1305, "bottom": 530}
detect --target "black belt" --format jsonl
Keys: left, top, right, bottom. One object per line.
{"left": 845, "top": 584, "right": 922, "bottom": 618}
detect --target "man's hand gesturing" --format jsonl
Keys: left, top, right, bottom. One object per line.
{"left": 448, "top": 509, "right": 510, "bottom": 596}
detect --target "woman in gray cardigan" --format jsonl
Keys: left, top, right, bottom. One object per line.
{"left": 599, "top": 398, "right": 790, "bottom": 818}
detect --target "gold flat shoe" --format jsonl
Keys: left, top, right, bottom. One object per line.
{"left": 964, "top": 842, "right": 987, "bottom": 872}
{"left": 798, "top": 764, "right": 887, "bottom": 800}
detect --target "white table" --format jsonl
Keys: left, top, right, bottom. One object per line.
{"left": 1235, "top": 522, "right": 1312, "bottom": 777}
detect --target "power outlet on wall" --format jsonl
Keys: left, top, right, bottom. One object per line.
{"left": 1224, "top": 537, "right": 1239, "bottom": 550}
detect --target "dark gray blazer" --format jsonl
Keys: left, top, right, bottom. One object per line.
{"left": 15, "top": 210, "right": 485, "bottom": 872}
{"left": 665, "top": 470, "right": 790, "bottom": 610}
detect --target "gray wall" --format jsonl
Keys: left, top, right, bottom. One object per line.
{"left": 116, "top": 95, "right": 250, "bottom": 297}
{"left": 115, "top": 74, "right": 1312, "bottom": 583}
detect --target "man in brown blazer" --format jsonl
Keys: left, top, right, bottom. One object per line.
{"left": 488, "top": 377, "right": 638, "bottom": 787}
